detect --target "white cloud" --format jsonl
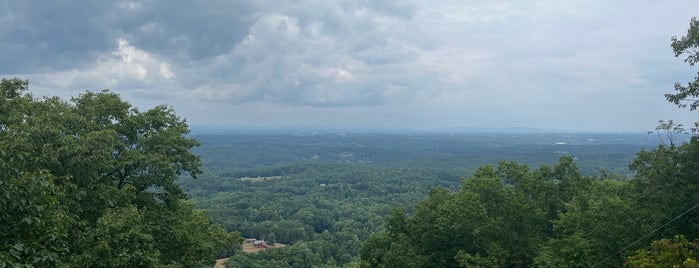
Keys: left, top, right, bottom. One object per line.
{"left": 117, "top": 1, "right": 144, "bottom": 12}
{"left": 159, "top": 63, "right": 174, "bottom": 79}
{"left": 13, "top": 38, "right": 177, "bottom": 100}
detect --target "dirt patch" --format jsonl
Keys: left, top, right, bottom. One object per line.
{"left": 214, "top": 258, "right": 228, "bottom": 268}
{"left": 215, "top": 241, "right": 286, "bottom": 267}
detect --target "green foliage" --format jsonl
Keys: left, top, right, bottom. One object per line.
{"left": 193, "top": 133, "right": 652, "bottom": 176}
{"left": 649, "top": 120, "right": 688, "bottom": 147}
{"left": 625, "top": 235, "right": 699, "bottom": 268}
{"left": 667, "top": 17, "right": 699, "bottom": 114}
{"left": 536, "top": 182, "right": 639, "bottom": 268}
{"left": 180, "top": 131, "right": 695, "bottom": 267}
{"left": 0, "top": 148, "right": 68, "bottom": 267}
{"left": 630, "top": 137, "right": 699, "bottom": 239}
{"left": 183, "top": 131, "right": 665, "bottom": 267}
{"left": 71, "top": 206, "right": 160, "bottom": 267}
{"left": 179, "top": 159, "right": 465, "bottom": 267}
{"left": 358, "top": 232, "right": 391, "bottom": 268}
{"left": 0, "top": 78, "right": 237, "bottom": 267}
{"left": 357, "top": 143, "right": 699, "bottom": 267}
{"left": 357, "top": 159, "right": 578, "bottom": 268}
{"left": 455, "top": 249, "right": 507, "bottom": 268}
{"left": 146, "top": 200, "right": 242, "bottom": 267}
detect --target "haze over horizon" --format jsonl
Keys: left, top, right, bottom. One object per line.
{"left": 2, "top": 1, "right": 698, "bottom": 132}
{"left": 186, "top": 123, "right": 657, "bottom": 134}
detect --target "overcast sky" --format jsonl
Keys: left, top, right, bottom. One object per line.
{"left": 2, "top": 1, "right": 698, "bottom": 132}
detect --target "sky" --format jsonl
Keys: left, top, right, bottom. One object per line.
{"left": 1, "top": 1, "right": 698, "bottom": 132}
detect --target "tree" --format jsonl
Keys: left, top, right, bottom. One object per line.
{"left": 1, "top": 79, "right": 70, "bottom": 267}
{"left": 535, "top": 183, "right": 639, "bottom": 268}
{"left": 630, "top": 137, "right": 699, "bottom": 240}
{"left": 0, "top": 78, "right": 239, "bottom": 267}
{"left": 649, "top": 120, "right": 687, "bottom": 147}
{"left": 358, "top": 159, "right": 585, "bottom": 268}
{"left": 70, "top": 205, "right": 160, "bottom": 268}
{"left": 0, "top": 147, "right": 69, "bottom": 267}
{"left": 667, "top": 17, "right": 699, "bottom": 130}
{"left": 625, "top": 235, "right": 699, "bottom": 267}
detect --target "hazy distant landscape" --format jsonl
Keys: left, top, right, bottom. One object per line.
{"left": 190, "top": 131, "right": 667, "bottom": 171}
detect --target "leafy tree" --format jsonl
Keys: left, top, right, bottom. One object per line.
{"left": 358, "top": 158, "right": 584, "bottom": 268}
{"left": 267, "top": 233, "right": 277, "bottom": 245}
{"left": 667, "top": 17, "right": 699, "bottom": 115}
{"left": 649, "top": 120, "right": 688, "bottom": 147}
{"left": 630, "top": 138, "right": 699, "bottom": 240}
{"left": 464, "top": 164, "right": 550, "bottom": 268}
{"left": 0, "top": 78, "right": 238, "bottom": 267}
{"left": 0, "top": 147, "right": 68, "bottom": 267}
{"left": 625, "top": 235, "right": 699, "bottom": 267}
{"left": 359, "top": 232, "right": 391, "bottom": 268}
{"left": 71, "top": 205, "right": 160, "bottom": 268}
{"left": 535, "top": 181, "right": 639, "bottom": 268}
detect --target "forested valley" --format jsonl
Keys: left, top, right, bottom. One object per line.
{"left": 2, "top": 17, "right": 699, "bottom": 268}
{"left": 178, "top": 130, "right": 696, "bottom": 268}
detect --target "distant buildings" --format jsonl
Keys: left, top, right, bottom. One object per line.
{"left": 244, "top": 238, "right": 272, "bottom": 249}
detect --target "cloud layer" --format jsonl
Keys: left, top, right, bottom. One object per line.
{"left": 2, "top": 0, "right": 698, "bottom": 131}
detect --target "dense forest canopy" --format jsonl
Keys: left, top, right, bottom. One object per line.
{"left": 178, "top": 133, "right": 697, "bottom": 267}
